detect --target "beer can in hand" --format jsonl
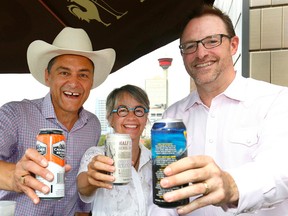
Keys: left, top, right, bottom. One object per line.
{"left": 151, "top": 118, "right": 189, "bottom": 208}
{"left": 105, "top": 133, "right": 132, "bottom": 185}
{"left": 36, "top": 128, "right": 66, "bottom": 199}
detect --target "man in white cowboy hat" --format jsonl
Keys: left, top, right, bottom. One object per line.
{"left": 0, "top": 27, "right": 115, "bottom": 215}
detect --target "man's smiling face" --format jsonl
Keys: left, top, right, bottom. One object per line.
{"left": 45, "top": 54, "right": 94, "bottom": 116}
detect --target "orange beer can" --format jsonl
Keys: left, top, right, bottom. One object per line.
{"left": 36, "top": 128, "right": 66, "bottom": 199}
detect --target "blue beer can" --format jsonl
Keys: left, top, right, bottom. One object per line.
{"left": 151, "top": 118, "right": 189, "bottom": 208}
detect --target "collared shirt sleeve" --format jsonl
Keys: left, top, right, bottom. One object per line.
{"left": 160, "top": 76, "right": 288, "bottom": 215}
{"left": 78, "top": 146, "right": 105, "bottom": 175}
{"left": 0, "top": 94, "right": 101, "bottom": 215}
{"left": 77, "top": 146, "right": 105, "bottom": 203}
{"left": 225, "top": 87, "right": 288, "bottom": 214}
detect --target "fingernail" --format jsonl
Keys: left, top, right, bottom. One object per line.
{"left": 109, "top": 158, "right": 114, "bottom": 165}
{"left": 111, "top": 176, "right": 116, "bottom": 182}
{"left": 46, "top": 173, "right": 53, "bottom": 181}
{"left": 33, "top": 198, "right": 40, "bottom": 204}
{"left": 40, "top": 159, "right": 48, "bottom": 167}
{"left": 161, "top": 178, "right": 169, "bottom": 187}
{"left": 177, "top": 207, "right": 184, "bottom": 214}
{"left": 164, "top": 193, "right": 173, "bottom": 202}
{"left": 42, "top": 186, "right": 50, "bottom": 194}
{"left": 164, "top": 166, "right": 172, "bottom": 175}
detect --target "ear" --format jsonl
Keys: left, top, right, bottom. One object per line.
{"left": 90, "top": 77, "right": 94, "bottom": 90}
{"left": 107, "top": 116, "right": 114, "bottom": 128}
{"left": 44, "top": 69, "right": 50, "bottom": 86}
{"left": 230, "top": 36, "right": 239, "bottom": 56}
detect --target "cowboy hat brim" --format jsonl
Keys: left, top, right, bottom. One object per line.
{"left": 27, "top": 40, "right": 116, "bottom": 89}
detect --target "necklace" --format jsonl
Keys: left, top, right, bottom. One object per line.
{"left": 134, "top": 148, "right": 141, "bottom": 169}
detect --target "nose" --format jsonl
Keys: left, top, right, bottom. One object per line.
{"left": 126, "top": 110, "right": 136, "bottom": 118}
{"left": 67, "top": 74, "right": 80, "bottom": 88}
{"left": 195, "top": 42, "right": 208, "bottom": 59}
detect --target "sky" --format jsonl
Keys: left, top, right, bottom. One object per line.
{"left": 0, "top": 39, "right": 190, "bottom": 114}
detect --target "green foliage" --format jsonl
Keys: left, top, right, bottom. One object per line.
{"left": 143, "top": 137, "right": 151, "bottom": 149}
{"left": 98, "top": 135, "right": 106, "bottom": 146}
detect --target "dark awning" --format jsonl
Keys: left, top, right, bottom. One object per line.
{"left": 0, "top": 0, "right": 214, "bottom": 74}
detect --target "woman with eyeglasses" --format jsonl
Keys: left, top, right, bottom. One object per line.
{"left": 77, "top": 84, "right": 152, "bottom": 216}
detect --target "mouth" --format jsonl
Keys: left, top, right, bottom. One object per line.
{"left": 195, "top": 61, "right": 214, "bottom": 68}
{"left": 64, "top": 91, "right": 80, "bottom": 97}
{"left": 124, "top": 124, "right": 138, "bottom": 129}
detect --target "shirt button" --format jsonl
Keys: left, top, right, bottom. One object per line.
{"left": 209, "top": 139, "right": 214, "bottom": 143}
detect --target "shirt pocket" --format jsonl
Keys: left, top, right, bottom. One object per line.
{"left": 229, "top": 127, "right": 259, "bottom": 147}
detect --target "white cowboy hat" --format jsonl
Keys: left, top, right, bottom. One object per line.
{"left": 27, "top": 27, "right": 116, "bottom": 89}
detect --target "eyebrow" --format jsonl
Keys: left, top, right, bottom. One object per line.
{"left": 56, "top": 66, "right": 92, "bottom": 73}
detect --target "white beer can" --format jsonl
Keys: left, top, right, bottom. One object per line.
{"left": 105, "top": 133, "right": 132, "bottom": 185}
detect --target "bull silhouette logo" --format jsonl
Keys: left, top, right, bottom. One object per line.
{"left": 67, "top": 0, "right": 137, "bottom": 27}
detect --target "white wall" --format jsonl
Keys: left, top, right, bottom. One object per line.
{"left": 213, "top": 0, "right": 245, "bottom": 75}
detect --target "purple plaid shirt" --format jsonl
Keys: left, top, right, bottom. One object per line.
{"left": 0, "top": 93, "right": 101, "bottom": 216}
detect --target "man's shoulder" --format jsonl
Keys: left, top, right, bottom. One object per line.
{"left": 80, "top": 108, "right": 101, "bottom": 128}
{"left": 246, "top": 78, "right": 288, "bottom": 97}
{"left": 168, "top": 92, "right": 195, "bottom": 110}
{"left": 164, "top": 92, "right": 195, "bottom": 118}
{"left": 1, "top": 97, "right": 44, "bottom": 111}
{"left": 81, "top": 108, "right": 98, "bottom": 120}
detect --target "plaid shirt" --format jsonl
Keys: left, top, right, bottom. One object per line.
{"left": 0, "top": 93, "right": 101, "bottom": 216}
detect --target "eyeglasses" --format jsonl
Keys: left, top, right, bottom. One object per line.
{"left": 179, "top": 34, "right": 232, "bottom": 54}
{"left": 111, "top": 105, "right": 149, "bottom": 117}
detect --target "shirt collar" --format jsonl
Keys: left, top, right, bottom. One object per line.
{"left": 41, "top": 93, "right": 88, "bottom": 124}
{"left": 42, "top": 93, "right": 57, "bottom": 119}
{"left": 184, "top": 73, "right": 247, "bottom": 111}
{"left": 139, "top": 144, "right": 151, "bottom": 169}
{"left": 223, "top": 73, "right": 247, "bottom": 102}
